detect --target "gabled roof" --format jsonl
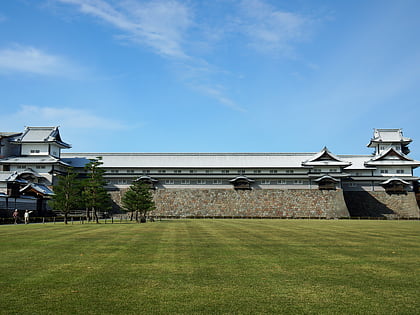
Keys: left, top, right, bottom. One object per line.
{"left": 302, "top": 147, "right": 352, "bottom": 167}
{"left": 20, "top": 183, "right": 55, "bottom": 196}
{"left": 313, "top": 175, "right": 340, "bottom": 183}
{"left": 229, "top": 176, "right": 255, "bottom": 183}
{"left": 135, "top": 176, "right": 158, "bottom": 183}
{"left": 367, "top": 129, "right": 411, "bottom": 148}
{"left": 11, "top": 126, "right": 71, "bottom": 148}
{"left": 380, "top": 177, "right": 411, "bottom": 186}
{"left": 364, "top": 147, "right": 420, "bottom": 167}
{"left": 7, "top": 169, "right": 44, "bottom": 182}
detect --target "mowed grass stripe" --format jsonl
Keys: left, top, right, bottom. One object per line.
{"left": 0, "top": 220, "right": 419, "bottom": 314}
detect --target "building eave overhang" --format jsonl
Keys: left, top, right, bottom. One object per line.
{"left": 308, "top": 173, "right": 350, "bottom": 178}
{"left": 348, "top": 176, "right": 419, "bottom": 181}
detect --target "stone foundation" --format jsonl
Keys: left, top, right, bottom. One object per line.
{"left": 344, "top": 191, "right": 420, "bottom": 218}
{"left": 110, "top": 188, "right": 420, "bottom": 219}
{"left": 109, "top": 189, "right": 349, "bottom": 218}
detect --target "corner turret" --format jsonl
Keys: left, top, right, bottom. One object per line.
{"left": 367, "top": 129, "right": 411, "bottom": 155}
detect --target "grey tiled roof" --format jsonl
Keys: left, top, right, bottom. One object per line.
{"left": 0, "top": 155, "right": 69, "bottom": 165}
{"left": 62, "top": 152, "right": 379, "bottom": 171}
{"left": 368, "top": 128, "right": 412, "bottom": 147}
{"left": 11, "top": 126, "right": 71, "bottom": 148}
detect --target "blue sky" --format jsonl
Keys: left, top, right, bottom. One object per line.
{"left": 1, "top": 0, "right": 419, "bottom": 163}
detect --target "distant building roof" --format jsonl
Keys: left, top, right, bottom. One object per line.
{"left": 10, "top": 126, "right": 71, "bottom": 148}
{"left": 0, "top": 132, "right": 21, "bottom": 138}
{"left": 62, "top": 152, "right": 380, "bottom": 171}
{"left": 0, "top": 155, "right": 70, "bottom": 166}
{"left": 367, "top": 129, "right": 412, "bottom": 147}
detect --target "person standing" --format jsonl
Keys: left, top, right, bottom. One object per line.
{"left": 13, "top": 209, "right": 19, "bottom": 224}
{"left": 24, "top": 210, "right": 32, "bottom": 224}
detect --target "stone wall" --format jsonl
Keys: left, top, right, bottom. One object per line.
{"left": 344, "top": 191, "right": 420, "bottom": 218}
{"left": 115, "top": 188, "right": 349, "bottom": 218}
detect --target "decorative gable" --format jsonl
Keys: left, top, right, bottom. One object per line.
{"left": 230, "top": 176, "right": 254, "bottom": 190}
{"left": 365, "top": 147, "right": 420, "bottom": 167}
{"left": 302, "top": 147, "right": 351, "bottom": 167}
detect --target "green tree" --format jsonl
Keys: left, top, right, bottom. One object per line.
{"left": 49, "top": 168, "right": 81, "bottom": 224}
{"left": 122, "top": 180, "right": 155, "bottom": 223}
{"left": 82, "top": 157, "right": 111, "bottom": 223}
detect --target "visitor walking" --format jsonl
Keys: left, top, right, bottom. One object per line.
{"left": 24, "top": 210, "right": 32, "bottom": 224}
{"left": 13, "top": 209, "right": 19, "bottom": 224}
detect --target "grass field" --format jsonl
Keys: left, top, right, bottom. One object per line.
{"left": 0, "top": 220, "right": 419, "bottom": 314}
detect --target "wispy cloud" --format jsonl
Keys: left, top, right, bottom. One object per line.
{"left": 52, "top": 0, "right": 314, "bottom": 110}
{"left": 0, "top": 45, "right": 85, "bottom": 78}
{"left": 55, "top": 0, "right": 246, "bottom": 111}
{"left": 235, "top": 0, "right": 311, "bottom": 56}
{"left": 56, "top": 0, "right": 192, "bottom": 59}
{"left": 3, "top": 105, "right": 128, "bottom": 130}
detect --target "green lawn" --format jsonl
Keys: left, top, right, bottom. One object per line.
{"left": 0, "top": 220, "right": 419, "bottom": 314}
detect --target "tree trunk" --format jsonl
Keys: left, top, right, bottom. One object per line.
{"left": 93, "top": 207, "right": 99, "bottom": 224}
{"left": 64, "top": 212, "right": 68, "bottom": 225}
{"left": 135, "top": 210, "right": 139, "bottom": 223}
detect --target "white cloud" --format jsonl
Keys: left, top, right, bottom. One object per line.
{"left": 3, "top": 105, "right": 127, "bottom": 130}
{"left": 236, "top": 0, "right": 311, "bottom": 56}
{"left": 51, "top": 0, "right": 313, "bottom": 110}
{"left": 56, "top": 0, "right": 192, "bottom": 59}
{"left": 196, "top": 85, "right": 246, "bottom": 112}
{"left": 0, "top": 45, "right": 85, "bottom": 77}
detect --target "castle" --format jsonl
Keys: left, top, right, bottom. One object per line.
{"left": 1, "top": 127, "right": 419, "bottom": 218}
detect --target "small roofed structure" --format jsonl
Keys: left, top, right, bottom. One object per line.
{"left": 367, "top": 128, "right": 412, "bottom": 155}
{"left": 313, "top": 175, "right": 340, "bottom": 190}
{"left": 380, "top": 177, "right": 411, "bottom": 194}
{"left": 230, "top": 176, "right": 255, "bottom": 190}
{"left": 135, "top": 176, "right": 158, "bottom": 189}
{"left": 11, "top": 126, "right": 71, "bottom": 148}
{"left": 6, "top": 169, "right": 46, "bottom": 197}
